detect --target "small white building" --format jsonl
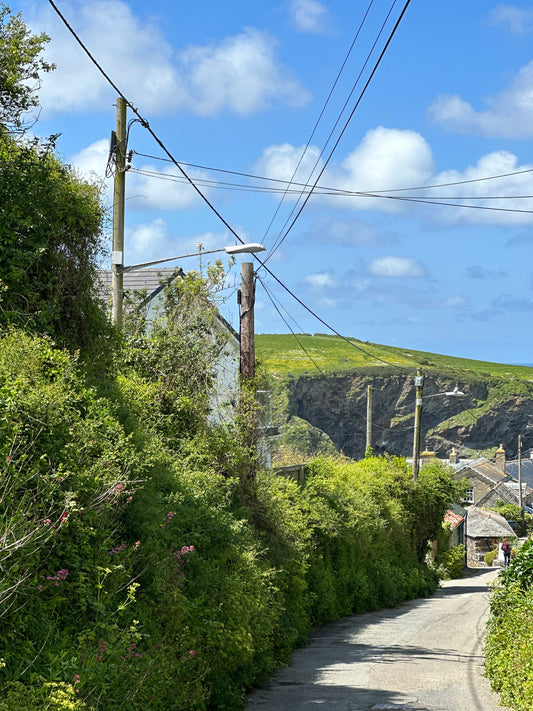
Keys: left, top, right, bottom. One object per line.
{"left": 98, "top": 268, "right": 240, "bottom": 425}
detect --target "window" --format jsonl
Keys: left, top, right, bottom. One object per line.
{"left": 464, "top": 487, "right": 474, "bottom": 503}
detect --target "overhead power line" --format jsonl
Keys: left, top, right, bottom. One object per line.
{"left": 264, "top": 0, "right": 404, "bottom": 265}
{"left": 263, "top": 0, "right": 413, "bottom": 264}
{"left": 132, "top": 149, "right": 533, "bottom": 192}
{"left": 257, "top": 276, "right": 325, "bottom": 376}
{"left": 46, "top": 0, "right": 415, "bottom": 373}
{"left": 261, "top": 0, "right": 378, "bottom": 259}
{"left": 128, "top": 166, "right": 533, "bottom": 215}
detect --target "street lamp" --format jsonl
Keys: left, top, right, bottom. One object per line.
{"left": 412, "top": 371, "right": 465, "bottom": 480}
{"left": 111, "top": 242, "right": 266, "bottom": 327}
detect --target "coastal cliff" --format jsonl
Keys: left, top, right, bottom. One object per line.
{"left": 277, "top": 370, "right": 533, "bottom": 460}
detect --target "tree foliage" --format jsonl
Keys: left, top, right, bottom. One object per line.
{"left": 486, "top": 539, "right": 533, "bottom": 710}
{"left": 0, "top": 3, "right": 53, "bottom": 133}
{"left": 0, "top": 315, "right": 463, "bottom": 710}
{"left": 0, "top": 133, "right": 110, "bottom": 354}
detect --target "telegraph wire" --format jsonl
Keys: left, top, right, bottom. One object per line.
{"left": 131, "top": 149, "right": 533, "bottom": 194}
{"left": 261, "top": 0, "right": 377, "bottom": 257}
{"left": 257, "top": 276, "right": 325, "bottom": 376}
{"left": 265, "top": 0, "right": 413, "bottom": 264}
{"left": 46, "top": 0, "right": 417, "bottom": 373}
{"left": 264, "top": 0, "right": 403, "bottom": 265}
{"left": 127, "top": 166, "right": 533, "bottom": 213}
{"left": 47, "top": 0, "right": 252, "bottom": 257}
{"left": 254, "top": 258, "right": 415, "bottom": 370}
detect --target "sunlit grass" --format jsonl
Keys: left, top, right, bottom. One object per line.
{"left": 256, "top": 333, "right": 533, "bottom": 380}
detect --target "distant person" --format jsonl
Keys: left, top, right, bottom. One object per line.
{"left": 502, "top": 538, "right": 511, "bottom": 567}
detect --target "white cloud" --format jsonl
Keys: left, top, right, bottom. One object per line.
{"left": 445, "top": 296, "right": 469, "bottom": 308}
{"left": 69, "top": 139, "right": 207, "bottom": 211}
{"left": 70, "top": 137, "right": 109, "bottom": 180}
{"left": 125, "top": 221, "right": 235, "bottom": 264}
{"left": 34, "top": 1, "right": 184, "bottom": 116}
{"left": 32, "top": 2, "right": 309, "bottom": 117}
{"left": 127, "top": 164, "right": 208, "bottom": 211}
{"left": 486, "top": 5, "right": 533, "bottom": 35}
{"left": 303, "top": 272, "right": 338, "bottom": 288}
{"left": 333, "top": 127, "right": 434, "bottom": 202}
{"left": 127, "top": 218, "right": 170, "bottom": 261}
{"left": 253, "top": 142, "right": 324, "bottom": 184}
{"left": 180, "top": 28, "right": 310, "bottom": 116}
{"left": 428, "top": 60, "right": 533, "bottom": 138}
{"left": 430, "top": 150, "right": 533, "bottom": 225}
{"left": 367, "top": 256, "right": 427, "bottom": 278}
{"left": 70, "top": 138, "right": 113, "bottom": 205}
{"left": 254, "top": 127, "right": 434, "bottom": 213}
{"left": 287, "top": 0, "right": 330, "bottom": 34}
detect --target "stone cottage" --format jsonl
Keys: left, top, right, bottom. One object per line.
{"left": 464, "top": 506, "right": 515, "bottom": 567}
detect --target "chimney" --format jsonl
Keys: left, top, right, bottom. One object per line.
{"left": 449, "top": 447, "right": 459, "bottom": 464}
{"left": 495, "top": 444, "right": 506, "bottom": 472}
{"left": 421, "top": 450, "right": 436, "bottom": 465}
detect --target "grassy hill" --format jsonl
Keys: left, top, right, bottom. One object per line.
{"left": 256, "top": 333, "right": 533, "bottom": 381}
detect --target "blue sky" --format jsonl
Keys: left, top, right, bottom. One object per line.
{"left": 13, "top": 0, "right": 533, "bottom": 364}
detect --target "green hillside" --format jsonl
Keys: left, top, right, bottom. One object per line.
{"left": 256, "top": 333, "right": 533, "bottom": 381}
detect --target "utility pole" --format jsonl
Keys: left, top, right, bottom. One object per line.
{"left": 239, "top": 261, "right": 257, "bottom": 484}
{"left": 239, "top": 262, "right": 255, "bottom": 380}
{"left": 518, "top": 434, "right": 524, "bottom": 527}
{"left": 111, "top": 97, "right": 127, "bottom": 328}
{"left": 366, "top": 384, "right": 373, "bottom": 455}
{"left": 412, "top": 370, "right": 424, "bottom": 481}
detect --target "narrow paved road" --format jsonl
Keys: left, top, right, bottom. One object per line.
{"left": 245, "top": 569, "right": 508, "bottom": 711}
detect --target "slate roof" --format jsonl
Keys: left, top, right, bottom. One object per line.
{"left": 455, "top": 458, "right": 510, "bottom": 485}
{"left": 465, "top": 507, "right": 515, "bottom": 538}
{"left": 506, "top": 459, "right": 533, "bottom": 489}
{"left": 97, "top": 267, "right": 184, "bottom": 302}
{"left": 477, "top": 480, "right": 521, "bottom": 507}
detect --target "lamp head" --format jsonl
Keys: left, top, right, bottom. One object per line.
{"left": 225, "top": 243, "right": 266, "bottom": 255}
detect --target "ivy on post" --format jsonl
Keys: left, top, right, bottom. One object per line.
{"left": 238, "top": 261, "right": 259, "bottom": 490}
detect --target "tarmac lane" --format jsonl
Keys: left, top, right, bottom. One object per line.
{"left": 244, "top": 569, "right": 508, "bottom": 711}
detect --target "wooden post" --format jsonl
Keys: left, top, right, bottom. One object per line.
{"left": 412, "top": 370, "right": 424, "bottom": 481}
{"left": 240, "top": 262, "right": 255, "bottom": 380}
{"left": 239, "top": 262, "right": 257, "bottom": 484}
{"left": 518, "top": 434, "right": 524, "bottom": 527}
{"left": 111, "top": 97, "right": 127, "bottom": 328}
{"left": 366, "top": 384, "right": 373, "bottom": 455}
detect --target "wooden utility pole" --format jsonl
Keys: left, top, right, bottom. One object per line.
{"left": 111, "top": 97, "right": 127, "bottom": 328}
{"left": 366, "top": 385, "right": 373, "bottom": 455}
{"left": 239, "top": 261, "right": 257, "bottom": 484}
{"left": 239, "top": 262, "right": 255, "bottom": 380}
{"left": 518, "top": 434, "right": 524, "bottom": 526}
{"left": 412, "top": 370, "right": 424, "bottom": 481}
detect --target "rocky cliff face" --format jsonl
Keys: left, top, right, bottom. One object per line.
{"left": 285, "top": 372, "right": 533, "bottom": 460}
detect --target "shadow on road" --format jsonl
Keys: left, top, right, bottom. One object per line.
{"left": 245, "top": 569, "right": 500, "bottom": 711}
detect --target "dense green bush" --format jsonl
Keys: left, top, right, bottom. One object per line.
{"left": 0, "top": 323, "right": 463, "bottom": 710}
{"left": 485, "top": 539, "right": 533, "bottom": 710}
{"left": 0, "top": 134, "right": 111, "bottom": 357}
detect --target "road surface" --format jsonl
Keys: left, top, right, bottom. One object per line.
{"left": 245, "top": 569, "right": 508, "bottom": 711}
